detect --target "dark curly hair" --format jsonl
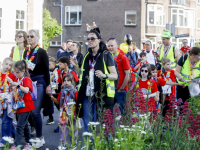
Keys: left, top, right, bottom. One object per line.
{"left": 139, "top": 64, "right": 152, "bottom": 79}
{"left": 58, "top": 56, "right": 70, "bottom": 66}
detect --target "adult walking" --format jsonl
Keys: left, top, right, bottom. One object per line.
{"left": 180, "top": 39, "right": 191, "bottom": 55}
{"left": 74, "top": 27, "right": 118, "bottom": 132}
{"left": 175, "top": 47, "right": 200, "bottom": 106}
{"left": 157, "top": 29, "right": 181, "bottom": 70}
{"left": 56, "top": 42, "right": 66, "bottom": 60}
{"left": 58, "top": 39, "right": 73, "bottom": 59}
{"left": 23, "top": 29, "right": 51, "bottom": 148}
{"left": 126, "top": 43, "right": 138, "bottom": 68}
{"left": 10, "top": 31, "right": 27, "bottom": 61}
{"left": 71, "top": 41, "right": 84, "bottom": 68}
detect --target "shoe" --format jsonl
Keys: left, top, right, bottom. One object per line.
{"left": 31, "top": 127, "right": 36, "bottom": 137}
{"left": 0, "top": 143, "right": 5, "bottom": 148}
{"left": 30, "top": 136, "right": 45, "bottom": 149}
{"left": 12, "top": 120, "right": 17, "bottom": 125}
{"left": 55, "top": 145, "right": 67, "bottom": 150}
{"left": 46, "top": 118, "right": 55, "bottom": 125}
{"left": 10, "top": 146, "right": 16, "bottom": 150}
{"left": 23, "top": 143, "right": 33, "bottom": 150}
{"left": 54, "top": 126, "right": 59, "bottom": 133}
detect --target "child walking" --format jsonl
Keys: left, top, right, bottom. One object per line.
{"left": 137, "top": 64, "right": 159, "bottom": 112}
{"left": 9, "top": 60, "right": 35, "bottom": 150}
{"left": 0, "top": 57, "right": 16, "bottom": 147}
{"left": 157, "top": 58, "right": 179, "bottom": 116}
{"left": 48, "top": 74, "right": 78, "bottom": 150}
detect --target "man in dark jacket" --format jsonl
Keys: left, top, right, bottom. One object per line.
{"left": 71, "top": 41, "right": 84, "bottom": 68}
{"left": 59, "top": 39, "right": 73, "bottom": 59}
{"left": 56, "top": 42, "right": 66, "bottom": 60}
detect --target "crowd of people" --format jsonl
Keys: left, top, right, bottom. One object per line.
{"left": 0, "top": 26, "right": 200, "bottom": 150}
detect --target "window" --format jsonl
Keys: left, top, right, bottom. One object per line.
{"left": 171, "top": 0, "right": 185, "bottom": 5}
{"left": 148, "top": 5, "right": 164, "bottom": 26}
{"left": 187, "top": 11, "right": 194, "bottom": 28}
{"left": 65, "top": 6, "right": 82, "bottom": 25}
{"left": 198, "top": 0, "right": 200, "bottom": 4}
{"left": 50, "top": 41, "right": 61, "bottom": 47}
{"left": 197, "top": 19, "right": 200, "bottom": 29}
{"left": 0, "top": 8, "right": 2, "bottom": 38}
{"left": 125, "top": 11, "right": 137, "bottom": 26}
{"left": 16, "top": 10, "right": 25, "bottom": 32}
{"left": 171, "top": 9, "right": 178, "bottom": 26}
{"left": 149, "top": 37, "right": 156, "bottom": 50}
{"left": 163, "top": 14, "right": 166, "bottom": 25}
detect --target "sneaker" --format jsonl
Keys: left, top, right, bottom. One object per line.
{"left": 31, "top": 127, "right": 36, "bottom": 137}
{"left": 54, "top": 126, "right": 59, "bottom": 133}
{"left": 12, "top": 120, "right": 17, "bottom": 125}
{"left": 30, "top": 136, "right": 45, "bottom": 149}
{"left": 55, "top": 145, "right": 67, "bottom": 150}
{"left": 46, "top": 118, "right": 55, "bottom": 125}
{"left": 0, "top": 143, "right": 5, "bottom": 148}
{"left": 23, "top": 143, "right": 33, "bottom": 150}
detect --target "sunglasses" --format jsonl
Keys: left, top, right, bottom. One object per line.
{"left": 17, "top": 35, "right": 23, "bottom": 38}
{"left": 145, "top": 44, "right": 150, "bottom": 46}
{"left": 87, "top": 37, "right": 98, "bottom": 41}
{"left": 27, "top": 35, "right": 34, "bottom": 38}
{"left": 141, "top": 69, "right": 148, "bottom": 73}
{"left": 183, "top": 41, "right": 188, "bottom": 43}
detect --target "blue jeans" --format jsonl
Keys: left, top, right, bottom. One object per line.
{"left": 0, "top": 109, "right": 16, "bottom": 144}
{"left": 114, "top": 90, "right": 126, "bottom": 115}
{"left": 82, "top": 95, "right": 97, "bottom": 132}
{"left": 14, "top": 112, "right": 31, "bottom": 146}
{"left": 32, "top": 83, "right": 44, "bottom": 137}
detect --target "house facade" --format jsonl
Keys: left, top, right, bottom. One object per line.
{"left": 0, "top": 0, "right": 43, "bottom": 62}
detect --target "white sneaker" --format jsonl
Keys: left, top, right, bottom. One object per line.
{"left": 0, "top": 143, "right": 5, "bottom": 148}
{"left": 30, "top": 136, "right": 45, "bottom": 149}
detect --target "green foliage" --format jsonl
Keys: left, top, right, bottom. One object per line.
{"left": 195, "top": 42, "right": 200, "bottom": 48}
{"left": 42, "top": 8, "right": 62, "bottom": 50}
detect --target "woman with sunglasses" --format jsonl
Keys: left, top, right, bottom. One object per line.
{"left": 138, "top": 64, "right": 159, "bottom": 112}
{"left": 9, "top": 31, "right": 27, "bottom": 61}
{"left": 23, "top": 29, "right": 51, "bottom": 149}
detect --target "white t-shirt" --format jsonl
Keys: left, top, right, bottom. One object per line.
{"left": 144, "top": 49, "right": 156, "bottom": 65}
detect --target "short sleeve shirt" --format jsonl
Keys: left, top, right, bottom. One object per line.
{"left": 15, "top": 77, "right": 35, "bottom": 113}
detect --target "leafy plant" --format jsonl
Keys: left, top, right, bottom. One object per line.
{"left": 42, "top": 8, "right": 62, "bottom": 50}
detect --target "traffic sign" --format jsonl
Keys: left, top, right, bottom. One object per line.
{"left": 175, "top": 34, "right": 189, "bottom": 38}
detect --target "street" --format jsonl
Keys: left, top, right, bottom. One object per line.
{"left": 0, "top": 107, "right": 85, "bottom": 150}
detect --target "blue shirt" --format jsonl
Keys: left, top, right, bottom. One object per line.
{"left": 126, "top": 51, "right": 138, "bottom": 68}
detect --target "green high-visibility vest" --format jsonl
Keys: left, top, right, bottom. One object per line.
{"left": 78, "top": 51, "right": 115, "bottom": 97}
{"left": 13, "top": 46, "right": 25, "bottom": 61}
{"left": 159, "top": 45, "right": 176, "bottom": 70}
{"left": 177, "top": 56, "right": 200, "bottom": 86}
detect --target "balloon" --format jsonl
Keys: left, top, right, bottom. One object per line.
{"left": 120, "top": 43, "right": 129, "bottom": 54}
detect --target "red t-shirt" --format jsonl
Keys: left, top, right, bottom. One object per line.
{"left": 0, "top": 72, "right": 15, "bottom": 92}
{"left": 138, "top": 79, "right": 158, "bottom": 112}
{"left": 156, "top": 77, "right": 166, "bottom": 86}
{"left": 116, "top": 52, "right": 130, "bottom": 91}
{"left": 134, "top": 61, "right": 149, "bottom": 72}
{"left": 14, "top": 77, "right": 35, "bottom": 113}
{"left": 61, "top": 71, "right": 79, "bottom": 83}
{"left": 56, "top": 69, "right": 62, "bottom": 84}
{"left": 180, "top": 46, "right": 191, "bottom": 54}
{"left": 157, "top": 70, "right": 176, "bottom": 100}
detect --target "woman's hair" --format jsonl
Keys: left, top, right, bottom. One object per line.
{"left": 189, "top": 47, "right": 200, "bottom": 56}
{"left": 139, "top": 64, "right": 152, "bottom": 79}
{"left": 15, "top": 30, "right": 28, "bottom": 47}
{"left": 14, "top": 60, "right": 30, "bottom": 78}
{"left": 3, "top": 57, "right": 14, "bottom": 72}
{"left": 49, "top": 57, "right": 57, "bottom": 64}
{"left": 63, "top": 73, "right": 75, "bottom": 86}
{"left": 161, "top": 58, "right": 171, "bottom": 65}
{"left": 28, "top": 29, "right": 40, "bottom": 44}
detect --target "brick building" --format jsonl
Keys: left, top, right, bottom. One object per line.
{"left": 44, "top": 0, "right": 200, "bottom": 58}
{"left": 43, "top": 0, "right": 142, "bottom": 57}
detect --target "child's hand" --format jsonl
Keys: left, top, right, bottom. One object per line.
{"left": 47, "top": 91, "right": 52, "bottom": 98}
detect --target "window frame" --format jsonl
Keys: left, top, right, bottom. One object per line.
{"left": 125, "top": 11, "right": 137, "bottom": 26}
{"left": 50, "top": 41, "right": 61, "bottom": 47}
{"left": 16, "top": 10, "right": 25, "bottom": 32}
{"left": 65, "top": 5, "right": 82, "bottom": 26}
{"left": 197, "top": 18, "right": 200, "bottom": 29}
{"left": 171, "top": 0, "right": 185, "bottom": 5}
{"left": 197, "top": 0, "right": 200, "bottom": 4}
{"left": 147, "top": 5, "right": 165, "bottom": 26}
{"left": 171, "top": 8, "right": 195, "bottom": 28}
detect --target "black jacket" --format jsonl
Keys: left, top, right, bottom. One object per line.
{"left": 76, "top": 52, "right": 84, "bottom": 68}
{"left": 76, "top": 42, "right": 114, "bottom": 117}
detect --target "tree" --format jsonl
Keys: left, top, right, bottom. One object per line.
{"left": 43, "top": 8, "right": 62, "bottom": 50}
{"left": 195, "top": 42, "right": 200, "bottom": 48}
